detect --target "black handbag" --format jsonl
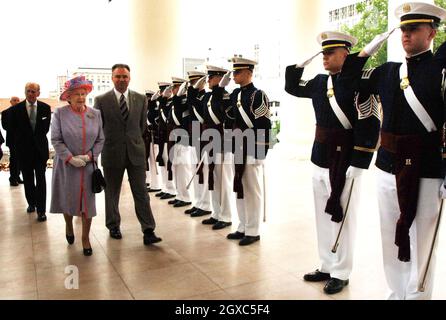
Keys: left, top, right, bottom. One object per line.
{"left": 91, "top": 148, "right": 106, "bottom": 193}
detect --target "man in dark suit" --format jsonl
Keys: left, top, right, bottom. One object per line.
{"left": 94, "top": 64, "right": 162, "bottom": 245}
{"left": 12, "top": 83, "right": 51, "bottom": 222}
{"left": 2, "top": 96, "right": 23, "bottom": 186}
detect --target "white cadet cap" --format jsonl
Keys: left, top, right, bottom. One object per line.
{"left": 171, "top": 77, "right": 187, "bottom": 85}
{"left": 396, "top": 2, "right": 446, "bottom": 26}
{"left": 317, "top": 31, "right": 358, "bottom": 51}
{"left": 145, "top": 90, "right": 155, "bottom": 95}
{"left": 158, "top": 82, "right": 172, "bottom": 89}
{"left": 231, "top": 57, "right": 257, "bottom": 71}
{"left": 206, "top": 65, "right": 228, "bottom": 76}
{"left": 187, "top": 70, "right": 206, "bottom": 81}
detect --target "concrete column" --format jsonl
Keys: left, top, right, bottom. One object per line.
{"left": 128, "top": 0, "right": 183, "bottom": 92}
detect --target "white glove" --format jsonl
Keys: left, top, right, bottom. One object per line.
{"left": 76, "top": 155, "right": 91, "bottom": 163}
{"left": 69, "top": 157, "right": 86, "bottom": 168}
{"left": 296, "top": 51, "right": 322, "bottom": 68}
{"left": 345, "top": 166, "right": 365, "bottom": 179}
{"left": 151, "top": 90, "right": 161, "bottom": 101}
{"left": 362, "top": 28, "right": 396, "bottom": 56}
{"left": 193, "top": 76, "right": 207, "bottom": 90}
{"left": 219, "top": 71, "right": 232, "bottom": 88}
{"left": 440, "top": 183, "right": 446, "bottom": 199}
{"left": 162, "top": 85, "right": 173, "bottom": 98}
{"left": 177, "top": 81, "right": 188, "bottom": 96}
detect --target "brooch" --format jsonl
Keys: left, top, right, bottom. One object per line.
{"left": 327, "top": 88, "right": 334, "bottom": 99}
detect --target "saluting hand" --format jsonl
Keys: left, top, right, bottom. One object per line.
{"left": 193, "top": 76, "right": 207, "bottom": 90}
{"left": 219, "top": 71, "right": 232, "bottom": 88}
{"left": 361, "top": 28, "right": 396, "bottom": 57}
{"left": 177, "top": 81, "right": 188, "bottom": 96}
{"left": 151, "top": 90, "right": 161, "bottom": 101}
{"left": 162, "top": 86, "right": 173, "bottom": 98}
{"left": 296, "top": 51, "right": 322, "bottom": 68}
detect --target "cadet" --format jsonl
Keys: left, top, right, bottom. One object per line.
{"left": 216, "top": 57, "right": 272, "bottom": 245}
{"left": 285, "top": 32, "right": 380, "bottom": 294}
{"left": 351, "top": 2, "right": 446, "bottom": 300}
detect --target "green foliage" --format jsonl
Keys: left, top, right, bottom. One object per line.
{"left": 341, "top": 0, "right": 388, "bottom": 68}
{"left": 435, "top": 0, "right": 446, "bottom": 52}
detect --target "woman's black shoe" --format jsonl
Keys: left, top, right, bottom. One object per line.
{"left": 83, "top": 248, "right": 93, "bottom": 256}
{"left": 66, "top": 234, "right": 75, "bottom": 245}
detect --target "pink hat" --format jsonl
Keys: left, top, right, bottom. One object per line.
{"left": 60, "top": 76, "right": 93, "bottom": 101}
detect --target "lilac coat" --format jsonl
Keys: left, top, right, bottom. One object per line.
{"left": 50, "top": 105, "right": 105, "bottom": 217}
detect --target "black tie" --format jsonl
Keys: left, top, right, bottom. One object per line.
{"left": 120, "top": 94, "right": 129, "bottom": 121}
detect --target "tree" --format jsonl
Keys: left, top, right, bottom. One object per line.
{"left": 341, "top": 0, "right": 388, "bottom": 68}
{"left": 434, "top": 0, "right": 446, "bottom": 52}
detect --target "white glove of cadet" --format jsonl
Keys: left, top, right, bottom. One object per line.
{"left": 219, "top": 71, "right": 232, "bottom": 88}
{"left": 76, "top": 155, "right": 91, "bottom": 163}
{"left": 69, "top": 157, "right": 86, "bottom": 168}
{"left": 193, "top": 76, "right": 207, "bottom": 90}
{"left": 177, "top": 81, "right": 188, "bottom": 96}
{"left": 440, "top": 183, "right": 446, "bottom": 199}
{"left": 345, "top": 166, "right": 365, "bottom": 179}
{"left": 296, "top": 51, "right": 322, "bottom": 68}
{"left": 362, "top": 28, "right": 396, "bottom": 57}
{"left": 162, "top": 85, "right": 173, "bottom": 98}
{"left": 151, "top": 90, "right": 161, "bottom": 101}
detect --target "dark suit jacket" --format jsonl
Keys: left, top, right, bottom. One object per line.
{"left": 2, "top": 106, "right": 16, "bottom": 147}
{"left": 12, "top": 100, "right": 51, "bottom": 166}
{"left": 94, "top": 89, "right": 148, "bottom": 168}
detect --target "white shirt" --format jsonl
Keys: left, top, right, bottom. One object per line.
{"left": 114, "top": 88, "right": 130, "bottom": 111}
{"left": 26, "top": 100, "right": 37, "bottom": 118}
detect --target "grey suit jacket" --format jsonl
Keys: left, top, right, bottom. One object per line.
{"left": 94, "top": 89, "right": 148, "bottom": 168}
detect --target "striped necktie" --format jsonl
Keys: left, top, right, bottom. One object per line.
{"left": 29, "top": 105, "right": 37, "bottom": 131}
{"left": 120, "top": 94, "right": 129, "bottom": 121}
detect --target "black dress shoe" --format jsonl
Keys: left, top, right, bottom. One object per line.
{"left": 10, "top": 181, "right": 19, "bottom": 186}
{"left": 109, "top": 228, "right": 122, "bottom": 239}
{"left": 303, "top": 269, "right": 331, "bottom": 282}
{"left": 27, "top": 206, "right": 36, "bottom": 213}
{"left": 212, "top": 221, "right": 232, "bottom": 230}
{"left": 17, "top": 178, "right": 24, "bottom": 184}
{"left": 83, "top": 248, "right": 93, "bottom": 256}
{"left": 168, "top": 199, "right": 179, "bottom": 205}
{"left": 202, "top": 217, "right": 218, "bottom": 225}
{"left": 155, "top": 192, "right": 166, "bottom": 197}
{"left": 324, "top": 278, "right": 349, "bottom": 294}
{"left": 185, "top": 207, "right": 198, "bottom": 214}
{"left": 37, "top": 212, "right": 47, "bottom": 222}
{"left": 190, "top": 209, "right": 212, "bottom": 217}
{"left": 143, "top": 231, "right": 162, "bottom": 245}
{"left": 239, "top": 235, "right": 260, "bottom": 246}
{"left": 227, "top": 231, "right": 245, "bottom": 240}
{"left": 148, "top": 188, "right": 162, "bottom": 193}
{"left": 160, "top": 193, "right": 176, "bottom": 200}
{"left": 174, "top": 201, "right": 191, "bottom": 208}
{"left": 66, "top": 234, "right": 75, "bottom": 245}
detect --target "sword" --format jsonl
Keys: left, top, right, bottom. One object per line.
{"left": 150, "top": 130, "right": 159, "bottom": 175}
{"left": 186, "top": 152, "right": 206, "bottom": 190}
{"left": 418, "top": 199, "right": 444, "bottom": 292}
{"left": 331, "top": 178, "right": 355, "bottom": 254}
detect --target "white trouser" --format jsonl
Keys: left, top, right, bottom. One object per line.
{"left": 312, "top": 165, "right": 361, "bottom": 281}
{"left": 376, "top": 168, "right": 442, "bottom": 300}
{"left": 173, "top": 143, "right": 192, "bottom": 202}
{"left": 236, "top": 156, "right": 265, "bottom": 236}
{"left": 191, "top": 149, "right": 212, "bottom": 211}
{"left": 211, "top": 152, "right": 235, "bottom": 223}
{"left": 145, "top": 142, "right": 162, "bottom": 190}
{"left": 160, "top": 142, "right": 176, "bottom": 195}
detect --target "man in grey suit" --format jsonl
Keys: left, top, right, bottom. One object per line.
{"left": 94, "top": 64, "right": 162, "bottom": 245}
